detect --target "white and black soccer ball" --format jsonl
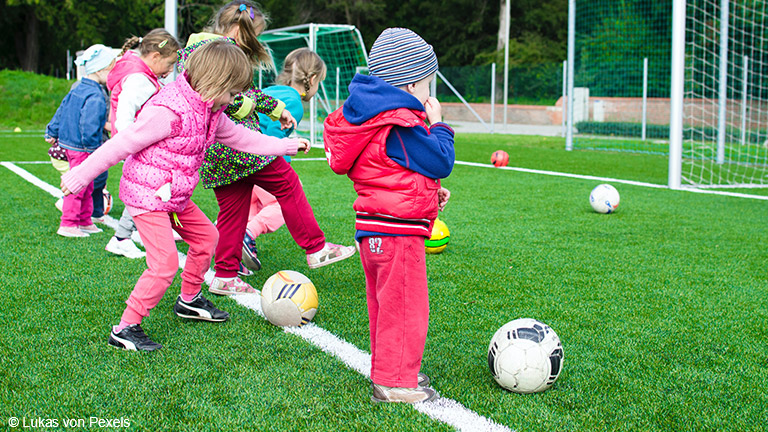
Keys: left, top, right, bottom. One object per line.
{"left": 487, "top": 318, "right": 564, "bottom": 393}
{"left": 589, "top": 184, "right": 620, "bottom": 214}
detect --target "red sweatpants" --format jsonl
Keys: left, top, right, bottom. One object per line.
{"left": 360, "top": 235, "right": 429, "bottom": 388}
{"left": 120, "top": 201, "right": 218, "bottom": 324}
{"left": 213, "top": 157, "right": 325, "bottom": 278}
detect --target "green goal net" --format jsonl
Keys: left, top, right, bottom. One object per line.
{"left": 571, "top": 0, "right": 672, "bottom": 154}
{"left": 259, "top": 24, "right": 368, "bottom": 144}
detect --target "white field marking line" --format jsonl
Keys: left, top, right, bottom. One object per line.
{"left": 456, "top": 160, "right": 768, "bottom": 201}
{"left": 3, "top": 161, "right": 512, "bottom": 432}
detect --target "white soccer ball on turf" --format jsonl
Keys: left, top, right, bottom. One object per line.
{"left": 260, "top": 270, "right": 318, "bottom": 327}
{"left": 487, "top": 318, "right": 564, "bottom": 393}
{"left": 589, "top": 184, "right": 620, "bottom": 214}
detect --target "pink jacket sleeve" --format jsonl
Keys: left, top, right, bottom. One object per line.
{"left": 61, "top": 106, "right": 176, "bottom": 195}
{"left": 215, "top": 115, "right": 299, "bottom": 156}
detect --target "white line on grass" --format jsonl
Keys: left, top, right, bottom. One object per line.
{"left": 456, "top": 160, "right": 768, "bottom": 201}
{"left": 2, "top": 161, "right": 512, "bottom": 432}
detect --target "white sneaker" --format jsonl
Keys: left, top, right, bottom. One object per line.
{"left": 306, "top": 242, "right": 356, "bottom": 269}
{"left": 55, "top": 198, "right": 63, "bottom": 212}
{"left": 371, "top": 384, "right": 439, "bottom": 403}
{"left": 105, "top": 236, "right": 146, "bottom": 259}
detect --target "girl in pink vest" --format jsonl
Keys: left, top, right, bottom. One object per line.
{"left": 61, "top": 40, "right": 309, "bottom": 352}
{"left": 104, "top": 29, "right": 181, "bottom": 260}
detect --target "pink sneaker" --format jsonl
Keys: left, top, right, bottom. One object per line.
{"left": 306, "top": 242, "right": 356, "bottom": 269}
{"left": 208, "top": 277, "right": 257, "bottom": 296}
{"left": 78, "top": 224, "right": 103, "bottom": 234}
{"left": 57, "top": 226, "right": 89, "bottom": 238}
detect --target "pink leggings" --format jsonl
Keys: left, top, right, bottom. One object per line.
{"left": 120, "top": 201, "right": 218, "bottom": 324}
{"left": 246, "top": 186, "right": 285, "bottom": 238}
{"left": 360, "top": 235, "right": 429, "bottom": 388}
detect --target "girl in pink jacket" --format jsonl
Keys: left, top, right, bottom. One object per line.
{"left": 61, "top": 40, "right": 309, "bottom": 351}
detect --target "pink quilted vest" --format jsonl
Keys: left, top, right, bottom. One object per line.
{"left": 106, "top": 51, "right": 161, "bottom": 135}
{"left": 118, "top": 73, "right": 222, "bottom": 213}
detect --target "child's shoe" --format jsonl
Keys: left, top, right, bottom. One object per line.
{"left": 209, "top": 276, "right": 257, "bottom": 296}
{"left": 371, "top": 384, "right": 439, "bottom": 403}
{"left": 306, "top": 242, "right": 356, "bottom": 269}
{"left": 55, "top": 198, "right": 64, "bottom": 212}
{"left": 417, "top": 372, "right": 430, "bottom": 387}
{"left": 108, "top": 324, "right": 162, "bottom": 351}
{"left": 237, "top": 262, "right": 254, "bottom": 277}
{"left": 105, "top": 236, "right": 146, "bottom": 259}
{"left": 241, "top": 230, "right": 262, "bottom": 272}
{"left": 79, "top": 224, "right": 103, "bottom": 234}
{"left": 92, "top": 216, "right": 105, "bottom": 224}
{"left": 57, "top": 226, "right": 89, "bottom": 238}
{"left": 173, "top": 292, "right": 230, "bottom": 322}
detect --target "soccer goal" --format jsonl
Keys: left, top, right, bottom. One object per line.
{"left": 258, "top": 24, "right": 369, "bottom": 145}
{"left": 669, "top": 0, "right": 768, "bottom": 189}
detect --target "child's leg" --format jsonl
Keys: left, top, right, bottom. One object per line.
{"left": 170, "top": 201, "right": 218, "bottom": 296}
{"left": 251, "top": 157, "right": 325, "bottom": 254}
{"left": 212, "top": 179, "right": 253, "bottom": 279}
{"left": 246, "top": 186, "right": 285, "bottom": 237}
{"left": 91, "top": 170, "right": 108, "bottom": 218}
{"left": 61, "top": 149, "right": 93, "bottom": 227}
{"left": 120, "top": 211, "right": 179, "bottom": 325}
{"left": 360, "top": 235, "right": 429, "bottom": 388}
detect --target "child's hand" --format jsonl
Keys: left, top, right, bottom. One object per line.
{"left": 438, "top": 187, "right": 451, "bottom": 211}
{"left": 297, "top": 138, "right": 311, "bottom": 154}
{"left": 279, "top": 110, "right": 298, "bottom": 130}
{"left": 425, "top": 97, "right": 442, "bottom": 124}
{"left": 45, "top": 137, "right": 58, "bottom": 145}
{"left": 60, "top": 181, "right": 72, "bottom": 197}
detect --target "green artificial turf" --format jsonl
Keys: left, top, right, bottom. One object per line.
{"left": 1, "top": 133, "right": 766, "bottom": 431}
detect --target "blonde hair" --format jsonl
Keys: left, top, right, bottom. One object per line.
{"left": 208, "top": 0, "right": 274, "bottom": 71}
{"left": 120, "top": 28, "right": 181, "bottom": 59}
{"left": 276, "top": 48, "right": 327, "bottom": 99}
{"left": 185, "top": 39, "right": 253, "bottom": 102}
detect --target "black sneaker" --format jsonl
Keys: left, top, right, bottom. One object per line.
{"left": 241, "top": 230, "right": 262, "bottom": 272}
{"left": 173, "top": 293, "right": 229, "bottom": 322}
{"left": 108, "top": 324, "right": 162, "bottom": 351}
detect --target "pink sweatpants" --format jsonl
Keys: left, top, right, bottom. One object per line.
{"left": 246, "top": 186, "right": 285, "bottom": 237}
{"left": 120, "top": 201, "right": 218, "bottom": 324}
{"left": 61, "top": 149, "right": 93, "bottom": 227}
{"left": 360, "top": 235, "right": 429, "bottom": 388}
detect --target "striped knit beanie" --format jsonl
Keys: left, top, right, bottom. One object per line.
{"left": 368, "top": 28, "right": 438, "bottom": 87}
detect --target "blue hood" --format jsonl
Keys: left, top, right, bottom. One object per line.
{"left": 343, "top": 74, "right": 425, "bottom": 125}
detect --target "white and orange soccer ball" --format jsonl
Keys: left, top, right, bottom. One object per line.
{"left": 589, "top": 184, "right": 620, "bottom": 214}
{"left": 260, "top": 270, "right": 318, "bottom": 327}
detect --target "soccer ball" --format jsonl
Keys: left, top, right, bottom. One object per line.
{"left": 491, "top": 150, "right": 509, "bottom": 167}
{"left": 260, "top": 270, "right": 318, "bottom": 327}
{"left": 589, "top": 184, "right": 620, "bottom": 214}
{"left": 103, "top": 190, "right": 113, "bottom": 215}
{"left": 487, "top": 318, "right": 564, "bottom": 393}
{"left": 425, "top": 218, "right": 450, "bottom": 254}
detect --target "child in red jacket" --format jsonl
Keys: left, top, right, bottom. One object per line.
{"left": 323, "top": 27, "right": 454, "bottom": 403}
